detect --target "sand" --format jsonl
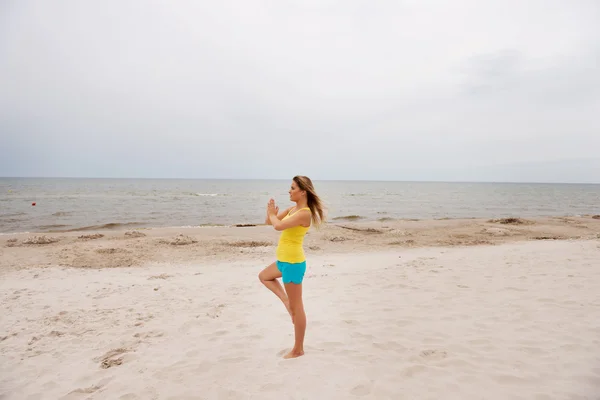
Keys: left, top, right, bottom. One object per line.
{"left": 1, "top": 217, "right": 600, "bottom": 399}
{"left": 2, "top": 215, "right": 599, "bottom": 271}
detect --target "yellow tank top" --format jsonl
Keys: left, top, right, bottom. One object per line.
{"left": 276, "top": 207, "right": 311, "bottom": 263}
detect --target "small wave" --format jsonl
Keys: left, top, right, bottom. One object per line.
{"left": 0, "top": 218, "right": 25, "bottom": 223}
{"left": 52, "top": 212, "right": 73, "bottom": 217}
{"left": 165, "top": 224, "right": 226, "bottom": 229}
{"left": 195, "top": 193, "right": 218, "bottom": 197}
{"left": 332, "top": 215, "right": 364, "bottom": 221}
{"left": 39, "top": 224, "right": 70, "bottom": 230}
{"left": 0, "top": 212, "right": 27, "bottom": 218}
{"left": 54, "top": 222, "right": 144, "bottom": 232}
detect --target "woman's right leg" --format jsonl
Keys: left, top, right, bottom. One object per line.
{"left": 283, "top": 281, "right": 305, "bottom": 359}
{"left": 258, "top": 262, "right": 293, "bottom": 321}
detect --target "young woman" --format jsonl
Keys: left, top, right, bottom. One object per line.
{"left": 258, "top": 175, "right": 325, "bottom": 359}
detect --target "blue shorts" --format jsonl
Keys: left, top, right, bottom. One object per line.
{"left": 277, "top": 260, "right": 306, "bottom": 284}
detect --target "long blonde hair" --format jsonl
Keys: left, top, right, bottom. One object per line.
{"left": 293, "top": 175, "right": 326, "bottom": 227}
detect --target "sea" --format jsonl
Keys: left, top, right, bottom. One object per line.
{"left": 1, "top": 178, "right": 599, "bottom": 234}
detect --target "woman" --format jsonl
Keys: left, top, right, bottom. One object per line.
{"left": 258, "top": 175, "right": 325, "bottom": 359}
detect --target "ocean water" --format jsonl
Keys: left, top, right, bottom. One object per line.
{"left": 1, "top": 178, "right": 599, "bottom": 234}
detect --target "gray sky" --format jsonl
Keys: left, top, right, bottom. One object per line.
{"left": 1, "top": 0, "right": 599, "bottom": 182}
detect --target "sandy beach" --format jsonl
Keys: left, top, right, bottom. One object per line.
{"left": 1, "top": 216, "right": 600, "bottom": 399}
{"left": 3, "top": 0, "right": 600, "bottom": 397}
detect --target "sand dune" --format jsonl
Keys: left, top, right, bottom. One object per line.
{"left": 1, "top": 237, "right": 599, "bottom": 399}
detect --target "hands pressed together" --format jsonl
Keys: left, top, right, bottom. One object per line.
{"left": 267, "top": 198, "right": 279, "bottom": 217}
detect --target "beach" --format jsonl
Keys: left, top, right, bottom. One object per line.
{"left": 3, "top": 0, "right": 600, "bottom": 397}
{"left": 1, "top": 216, "right": 600, "bottom": 399}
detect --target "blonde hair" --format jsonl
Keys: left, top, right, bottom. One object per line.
{"left": 293, "top": 175, "right": 326, "bottom": 227}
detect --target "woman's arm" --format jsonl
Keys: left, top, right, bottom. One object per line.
{"left": 268, "top": 209, "right": 311, "bottom": 231}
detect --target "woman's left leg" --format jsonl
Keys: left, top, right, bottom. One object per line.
{"left": 258, "top": 261, "right": 293, "bottom": 321}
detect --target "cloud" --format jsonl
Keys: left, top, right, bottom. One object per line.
{"left": 1, "top": 0, "right": 599, "bottom": 181}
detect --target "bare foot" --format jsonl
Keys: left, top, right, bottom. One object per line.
{"left": 283, "top": 349, "right": 304, "bottom": 359}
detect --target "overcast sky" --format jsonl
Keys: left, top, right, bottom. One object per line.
{"left": 1, "top": 0, "right": 599, "bottom": 182}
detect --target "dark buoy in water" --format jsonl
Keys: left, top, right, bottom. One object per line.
{"left": 32, "top": 202, "right": 36, "bottom": 206}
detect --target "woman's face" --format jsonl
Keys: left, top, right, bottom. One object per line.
{"left": 289, "top": 181, "right": 304, "bottom": 202}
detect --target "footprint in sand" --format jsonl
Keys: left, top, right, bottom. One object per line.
{"left": 351, "top": 332, "right": 375, "bottom": 340}
{"left": 493, "top": 374, "right": 526, "bottom": 384}
{"left": 147, "top": 274, "right": 172, "bottom": 280}
{"left": 118, "top": 394, "right": 140, "bottom": 400}
{"left": 350, "top": 383, "right": 373, "bottom": 397}
{"left": 230, "top": 341, "right": 248, "bottom": 350}
{"left": 537, "top": 298, "right": 556, "bottom": 304}
{"left": 0, "top": 333, "right": 18, "bottom": 342}
{"left": 101, "top": 358, "right": 123, "bottom": 369}
{"left": 60, "top": 378, "right": 112, "bottom": 400}
{"left": 193, "top": 363, "right": 213, "bottom": 373}
{"left": 260, "top": 383, "right": 285, "bottom": 392}
{"left": 205, "top": 330, "right": 229, "bottom": 342}
{"left": 60, "top": 385, "right": 101, "bottom": 399}
{"left": 178, "top": 320, "right": 204, "bottom": 334}
{"left": 505, "top": 286, "right": 527, "bottom": 292}
{"left": 135, "top": 314, "right": 154, "bottom": 323}
{"left": 28, "top": 336, "right": 41, "bottom": 346}
{"left": 420, "top": 349, "right": 448, "bottom": 360}
{"left": 384, "top": 283, "right": 410, "bottom": 289}
{"left": 42, "top": 381, "right": 58, "bottom": 390}
{"left": 133, "top": 330, "right": 164, "bottom": 340}
{"left": 95, "top": 348, "right": 130, "bottom": 369}
{"left": 206, "top": 304, "right": 226, "bottom": 319}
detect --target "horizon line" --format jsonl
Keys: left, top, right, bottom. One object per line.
{"left": 1, "top": 176, "right": 599, "bottom": 185}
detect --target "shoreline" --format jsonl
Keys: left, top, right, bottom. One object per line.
{"left": 3, "top": 213, "right": 600, "bottom": 234}
{"left": 2, "top": 215, "right": 599, "bottom": 271}
{"left": 2, "top": 213, "right": 600, "bottom": 236}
